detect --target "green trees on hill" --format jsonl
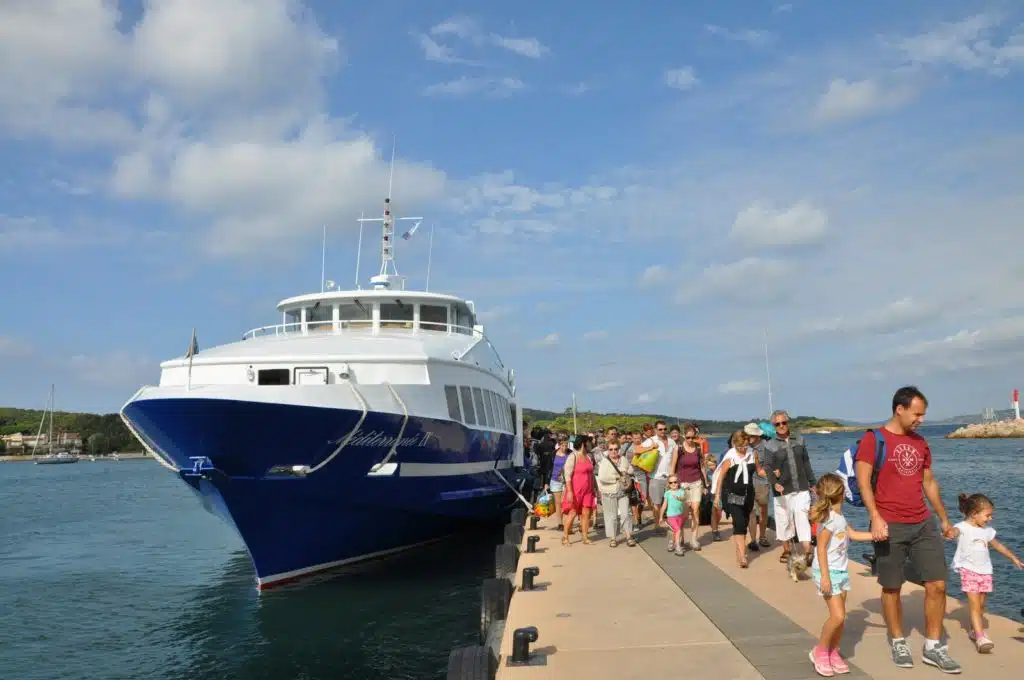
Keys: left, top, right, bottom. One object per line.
{"left": 0, "top": 408, "right": 136, "bottom": 453}
{"left": 522, "top": 407, "right": 844, "bottom": 435}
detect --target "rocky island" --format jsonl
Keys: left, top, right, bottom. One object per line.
{"left": 946, "top": 419, "right": 1024, "bottom": 439}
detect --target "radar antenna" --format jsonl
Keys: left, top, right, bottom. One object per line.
{"left": 356, "top": 140, "right": 422, "bottom": 290}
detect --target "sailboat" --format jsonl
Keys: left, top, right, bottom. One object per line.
{"left": 34, "top": 384, "right": 79, "bottom": 465}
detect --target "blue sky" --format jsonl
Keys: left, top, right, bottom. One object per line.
{"left": 2, "top": 0, "right": 1024, "bottom": 421}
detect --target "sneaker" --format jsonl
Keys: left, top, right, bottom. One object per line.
{"left": 809, "top": 648, "right": 834, "bottom": 677}
{"left": 921, "top": 644, "right": 961, "bottom": 674}
{"left": 829, "top": 649, "right": 849, "bottom": 674}
{"left": 758, "top": 536, "right": 771, "bottom": 548}
{"left": 712, "top": 530, "right": 722, "bottom": 541}
{"left": 667, "top": 541, "right": 675, "bottom": 552}
{"left": 748, "top": 541, "right": 760, "bottom": 552}
{"left": 890, "top": 638, "right": 914, "bottom": 668}
{"left": 974, "top": 635, "right": 994, "bottom": 654}
{"left": 674, "top": 546, "right": 685, "bottom": 556}
{"left": 691, "top": 538, "right": 701, "bottom": 551}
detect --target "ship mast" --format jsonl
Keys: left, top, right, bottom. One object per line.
{"left": 356, "top": 143, "right": 422, "bottom": 290}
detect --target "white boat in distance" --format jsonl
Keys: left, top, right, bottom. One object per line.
{"left": 121, "top": 185, "right": 527, "bottom": 590}
{"left": 34, "top": 384, "right": 80, "bottom": 465}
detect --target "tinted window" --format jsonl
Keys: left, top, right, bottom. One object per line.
{"left": 481, "top": 389, "right": 496, "bottom": 428}
{"left": 338, "top": 302, "right": 372, "bottom": 329}
{"left": 444, "top": 385, "right": 462, "bottom": 421}
{"left": 472, "top": 387, "right": 489, "bottom": 427}
{"left": 285, "top": 309, "right": 301, "bottom": 331}
{"left": 488, "top": 391, "right": 504, "bottom": 431}
{"left": 459, "top": 386, "right": 476, "bottom": 425}
{"left": 420, "top": 304, "right": 448, "bottom": 332}
{"left": 452, "top": 303, "right": 474, "bottom": 335}
{"left": 258, "top": 368, "right": 290, "bottom": 385}
{"left": 380, "top": 302, "right": 413, "bottom": 330}
{"left": 497, "top": 394, "right": 509, "bottom": 430}
{"left": 306, "top": 303, "right": 332, "bottom": 331}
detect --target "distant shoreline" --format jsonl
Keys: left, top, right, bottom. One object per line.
{"left": 0, "top": 452, "right": 149, "bottom": 463}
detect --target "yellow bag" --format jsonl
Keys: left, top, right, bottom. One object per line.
{"left": 631, "top": 448, "right": 659, "bottom": 473}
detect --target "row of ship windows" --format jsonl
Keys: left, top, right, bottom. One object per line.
{"left": 443, "top": 385, "right": 513, "bottom": 432}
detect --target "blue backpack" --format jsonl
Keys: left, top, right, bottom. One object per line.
{"left": 836, "top": 429, "right": 886, "bottom": 508}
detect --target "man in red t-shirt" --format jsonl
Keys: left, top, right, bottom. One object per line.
{"left": 854, "top": 386, "right": 960, "bottom": 673}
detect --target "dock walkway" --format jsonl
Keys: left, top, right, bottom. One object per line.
{"left": 495, "top": 516, "right": 1023, "bottom": 679}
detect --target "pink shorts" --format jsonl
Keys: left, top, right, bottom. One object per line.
{"left": 958, "top": 568, "right": 993, "bottom": 593}
{"left": 666, "top": 514, "right": 685, "bottom": 533}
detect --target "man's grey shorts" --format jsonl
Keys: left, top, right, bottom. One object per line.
{"left": 873, "top": 517, "right": 948, "bottom": 590}
{"left": 648, "top": 477, "right": 667, "bottom": 507}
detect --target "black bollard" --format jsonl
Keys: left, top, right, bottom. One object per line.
{"left": 526, "top": 535, "right": 539, "bottom": 553}
{"left": 509, "top": 626, "right": 539, "bottom": 665}
{"left": 529, "top": 515, "right": 540, "bottom": 531}
{"left": 521, "top": 566, "right": 540, "bottom": 591}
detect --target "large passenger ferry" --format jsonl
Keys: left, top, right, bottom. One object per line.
{"left": 121, "top": 192, "right": 525, "bottom": 590}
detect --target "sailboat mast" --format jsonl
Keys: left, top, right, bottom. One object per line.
{"left": 48, "top": 384, "right": 54, "bottom": 455}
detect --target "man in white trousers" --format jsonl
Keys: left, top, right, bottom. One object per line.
{"left": 763, "top": 409, "right": 817, "bottom": 565}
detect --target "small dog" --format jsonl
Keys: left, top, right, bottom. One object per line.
{"left": 787, "top": 550, "right": 811, "bottom": 582}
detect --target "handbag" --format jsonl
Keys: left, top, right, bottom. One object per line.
{"left": 606, "top": 457, "right": 640, "bottom": 504}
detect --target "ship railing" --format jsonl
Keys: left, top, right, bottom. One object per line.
{"left": 241, "top": 321, "right": 485, "bottom": 341}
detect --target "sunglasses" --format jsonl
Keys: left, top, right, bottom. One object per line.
{"left": 668, "top": 480, "right": 680, "bottom": 485}
{"left": 773, "top": 420, "right": 789, "bottom": 427}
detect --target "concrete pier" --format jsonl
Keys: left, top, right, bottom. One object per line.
{"left": 495, "top": 516, "right": 1023, "bottom": 679}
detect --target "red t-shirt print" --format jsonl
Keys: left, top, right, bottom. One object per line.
{"left": 855, "top": 428, "right": 932, "bottom": 524}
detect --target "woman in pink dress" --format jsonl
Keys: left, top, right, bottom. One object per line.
{"left": 562, "top": 436, "right": 598, "bottom": 545}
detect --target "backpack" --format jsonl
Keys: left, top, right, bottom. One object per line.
{"left": 837, "top": 428, "right": 886, "bottom": 508}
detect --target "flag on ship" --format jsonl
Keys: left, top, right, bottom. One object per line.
{"left": 401, "top": 221, "right": 422, "bottom": 240}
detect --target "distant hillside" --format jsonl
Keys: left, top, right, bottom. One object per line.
{"left": 522, "top": 407, "right": 845, "bottom": 436}
{"left": 0, "top": 407, "right": 136, "bottom": 453}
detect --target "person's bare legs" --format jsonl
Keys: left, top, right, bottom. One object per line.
{"left": 881, "top": 587, "right": 904, "bottom": 638}
{"left": 923, "top": 580, "right": 947, "bottom": 641}
{"left": 688, "top": 502, "right": 701, "bottom": 548}
{"left": 581, "top": 508, "right": 593, "bottom": 544}
{"left": 758, "top": 502, "right": 768, "bottom": 542}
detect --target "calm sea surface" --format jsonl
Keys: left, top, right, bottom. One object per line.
{"left": 1, "top": 424, "right": 1021, "bottom": 680}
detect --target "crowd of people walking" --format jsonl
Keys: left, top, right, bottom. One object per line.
{"left": 526, "top": 386, "right": 1022, "bottom": 677}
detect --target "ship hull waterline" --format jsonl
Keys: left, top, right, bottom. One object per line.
{"left": 122, "top": 396, "right": 522, "bottom": 590}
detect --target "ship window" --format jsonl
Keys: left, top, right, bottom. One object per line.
{"left": 472, "top": 387, "right": 489, "bottom": 427}
{"left": 495, "top": 392, "right": 509, "bottom": 431}
{"left": 306, "top": 303, "right": 333, "bottom": 332}
{"left": 509, "top": 403, "right": 517, "bottom": 433}
{"left": 498, "top": 395, "right": 510, "bottom": 431}
{"left": 285, "top": 309, "right": 301, "bottom": 333}
{"left": 452, "top": 303, "right": 474, "bottom": 335}
{"left": 337, "top": 302, "right": 372, "bottom": 329}
{"left": 444, "top": 385, "right": 462, "bottom": 421}
{"left": 419, "top": 304, "right": 448, "bottom": 332}
{"left": 459, "top": 386, "right": 476, "bottom": 425}
{"left": 258, "top": 368, "right": 290, "bottom": 385}
{"left": 487, "top": 391, "right": 502, "bottom": 431}
{"left": 380, "top": 301, "right": 414, "bottom": 330}
{"left": 481, "top": 389, "right": 496, "bottom": 428}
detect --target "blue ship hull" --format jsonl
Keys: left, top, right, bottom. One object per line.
{"left": 122, "top": 397, "right": 520, "bottom": 589}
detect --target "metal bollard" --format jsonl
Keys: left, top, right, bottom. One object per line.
{"left": 521, "top": 566, "right": 540, "bottom": 591}
{"left": 529, "top": 515, "right": 540, "bottom": 530}
{"left": 526, "top": 535, "right": 539, "bottom": 553}
{"left": 508, "top": 626, "right": 539, "bottom": 666}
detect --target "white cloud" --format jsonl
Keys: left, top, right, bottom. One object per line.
{"left": 639, "top": 264, "right": 673, "bottom": 287}
{"left": 528, "top": 332, "right": 560, "bottom": 348}
{"left": 677, "top": 257, "right": 793, "bottom": 304}
{"left": 718, "top": 380, "right": 762, "bottom": 394}
{"left": 563, "top": 82, "right": 593, "bottom": 96}
{"left": 774, "top": 4, "right": 794, "bottom": 14}
{"left": 413, "top": 32, "right": 473, "bottom": 65}
{"left": 801, "top": 297, "right": 941, "bottom": 337}
{"left": 422, "top": 76, "right": 526, "bottom": 98}
{"left": 705, "top": 25, "right": 774, "bottom": 47}
{"left": 886, "top": 316, "right": 1024, "bottom": 373}
{"left": 664, "top": 67, "right": 699, "bottom": 91}
{"left": 897, "top": 14, "right": 1024, "bottom": 75}
{"left": 490, "top": 35, "right": 549, "bottom": 59}
{"left": 730, "top": 200, "right": 828, "bottom": 247}
{"left": 583, "top": 330, "right": 608, "bottom": 341}
{"left": 813, "top": 78, "right": 915, "bottom": 122}
{"left": 427, "top": 15, "right": 549, "bottom": 59}
{"left": 0, "top": 336, "right": 33, "bottom": 358}
{"left": 588, "top": 381, "right": 623, "bottom": 392}
{"left": 634, "top": 392, "right": 657, "bottom": 404}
